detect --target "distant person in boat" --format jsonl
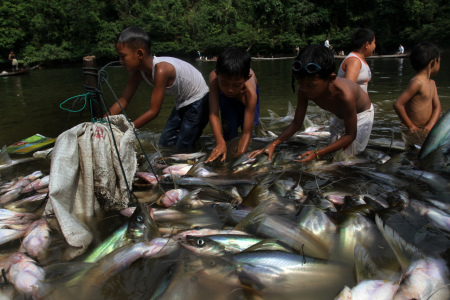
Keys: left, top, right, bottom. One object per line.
{"left": 337, "top": 28, "right": 376, "bottom": 93}
{"left": 249, "top": 45, "right": 374, "bottom": 161}
{"left": 324, "top": 38, "right": 330, "bottom": 49}
{"left": 206, "top": 47, "right": 260, "bottom": 163}
{"left": 398, "top": 44, "right": 405, "bottom": 54}
{"left": 106, "top": 26, "right": 209, "bottom": 149}
{"left": 393, "top": 42, "right": 441, "bottom": 134}
{"left": 8, "top": 50, "right": 18, "bottom": 72}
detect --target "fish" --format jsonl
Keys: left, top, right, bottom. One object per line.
{"left": 162, "top": 164, "right": 192, "bottom": 176}
{"left": 169, "top": 152, "right": 206, "bottom": 161}
{"left": 157, "top": 188, "right": 192, "bottom": 207}
{"left": 83, "top": 223, "right": 129, "bottom": 263}
{"left": 235, "top": 200, "right": 330, "bottom": 259}
{"left": 4, "top": 193, "right": 48, "bottom": 212}
{"left": 0, "top": 146, "right": 35, "bottom": 170}
{"left": 125, "top": 202, "right": 161, "bottom": 243}
{"left": 20, "top": 175, "right": 50, "bottom": 194}
{"left": 19, "top": 219, "right": 51, "bottom": 259}
{"left": 229, "top": 250, "right": 350, "bottom": 298}
{"left": 410, "top": 200, "right": 450, "bottom": 232}
{"left": 419, "top": 109, "right": 450, "bottom": 161}
{"left": 6, "top": 252, "right": 45, "bottom": 297}
{"left": 334, "top": 281, "right": 398, "bottom": 300}
{"left": 135, "top": 172, "right": 162, "bottom": 185}
{"left": 0, "top": 228, "right": 27, "bottom": 245}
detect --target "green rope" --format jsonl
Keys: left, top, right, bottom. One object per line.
{"left": 59, "top": 92, "right": 106, "bottom": 123}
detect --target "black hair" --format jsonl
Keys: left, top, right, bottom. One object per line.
{"left": 215, "top": 47, "right": 251, "bottom": 79}
{"left": 291, "top": 44, "right": 336, "bottom": 92}
{"left": 410, "top": 42, "right": 440, "bottom": 72}
{"left": 116, "top": 26, "right": 152, "bottom": 53}
{"left": 351, "top": 28, "right": 375, "bottom": 50}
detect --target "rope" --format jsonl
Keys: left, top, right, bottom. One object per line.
{"left": 58, "top": 60, "right": 165, "bottom": 206}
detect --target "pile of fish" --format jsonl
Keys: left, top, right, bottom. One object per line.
{"left": 0, "top": 111, "right": 448, "bottom": 300}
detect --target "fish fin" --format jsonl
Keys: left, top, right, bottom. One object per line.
{"left": 255, "top": 119, "right": 265, "bottom": 137}
{"left": 303, "top": 115, "right": 314, "bottom": 129}
{"left": 267, "top": 109, "right": 280, "bottom": 120}
{"left": 354, "top": 243, "right": 391, "bottom": 282}
{"left": 0, "top": 145, "right": 12, "bottom": 165}
{"left": 139, "top": 201, "right": 161, "bottom": 238}
{"left": 375, "top": 214, "right": 424, "bottom": 271}
{"left": 242, "top": 239, "right": 292, "bottom": 253}
{"left": 234, "top": 200, "right": 274, "bottom": 233}
{"left": 241, "top": 175, "right": 273, "bottom": 208}
{"left": 287, "top": 101, "right": 295, "bottom": 116}
{"left": 174, "top": 188, "right": 202, "bottom": 210}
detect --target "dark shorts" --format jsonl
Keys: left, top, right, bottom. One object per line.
{"left": 158, "top": 93, "right": 209, "bottom": 149}
{"left": 219, "top": 84, "right": 260, "bottom": 141}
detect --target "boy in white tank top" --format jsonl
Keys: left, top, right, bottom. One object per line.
{"left": 106, "top": 26, "right": 209, "bottom": 149}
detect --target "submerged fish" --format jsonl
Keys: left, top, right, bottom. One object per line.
{"left": 0, "top": 146, "right": 36, "bottom": 170}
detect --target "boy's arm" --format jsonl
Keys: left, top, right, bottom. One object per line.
{"left": 297, "top": 92, "right": 357, "bottom": 162}
{"left": 424, "top": 80, "right": 441, "bottom": 131}
{"left": 393, "top": 78, "right": 421, "bottom": 131}
{"left": 206, "top": 71, "right": 227, "bottom": 163}
{"left": 133, "top": 63, "right": 172, "bottom": 129}
{"left": 105, "top": 71, "right": 141, "bottom": 117}
{"left": 236, "top": 83, "right": 258, "bottom": 156}
{"left": 249, "top": 92, "right": 307, "bottom": 160}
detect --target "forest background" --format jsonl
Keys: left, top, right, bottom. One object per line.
{"left": 1, "top": 0, "right": 449, "bottom": 66}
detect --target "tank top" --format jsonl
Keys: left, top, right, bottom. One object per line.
{"left": 141, "top": 57, "right": 209, "bottom": 109}
{"left": 337, "top": 52, "right": 372, "bottom": 93}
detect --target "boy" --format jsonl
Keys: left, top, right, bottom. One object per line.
{"left": 250, "top": 45, "right": 373, "bottom": 162}
{"left": 106, "top": 26, "right": 209, "bottom": 149}
{"left": 393, "top": 42, "right": 441, "bottom": 133}
{"left": 205, "top": 47, "right": 260, "bottom": 162}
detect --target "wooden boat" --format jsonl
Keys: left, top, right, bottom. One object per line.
{"left": 195, "top": 58, "right": 217, "bottom": 62}
{"left": 335, "top": 53, "right": 409, "bottom": 59}
{"left": 252, "top": 56, "right": 295, "bottom": 61}
{"left": 0, "top": 68, "right": 30, "bottom": 77}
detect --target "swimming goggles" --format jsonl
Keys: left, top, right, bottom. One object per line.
{"left": 292, "top": 61, "right": 322, "bottom": 73}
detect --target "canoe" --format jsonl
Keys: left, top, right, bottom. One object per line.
{"left": 0, "top": 68, "right": 30, "bottom": 77}
{"left": 334, "top": 53, "right": 409, "bottom": 59}
{"left": 195, "top": 58, "right": 217, "bottom": 62}
{"left": 252, "top": 57, "right": 295, "bottom": 61}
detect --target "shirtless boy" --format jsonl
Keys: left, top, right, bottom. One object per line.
{"left": 393, "top": 42, "right": 441, "bottom": 133}
{"left": 106, "top": 26, "right": 209, "bottom": 149}
{"left": 250, "top": 45, "right": 374, "bottom": 162}
{"left": 206, "top": 47, "right": 259, "bottom": 162}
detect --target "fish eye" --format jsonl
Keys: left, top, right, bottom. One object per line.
{"left": 136, "top": 216, "right": 143, "bottom": 222}
{"left": 208, "top": 260, "right": 216, "bottom": 267}
{"left": 196, "top": 239, "right": 205, "bottom": 247}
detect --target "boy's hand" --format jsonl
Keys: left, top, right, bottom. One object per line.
{"left": 249, "top": 143, "right": 276, "bottom": 160}
{"left": 295, "top": 150, "right": 316, "bottom": 163}
{"left": 408, "top": 125, "right": 420, "bottom": 132}
{"left": 206, "top": 143, "right": 227, "bottom": 163}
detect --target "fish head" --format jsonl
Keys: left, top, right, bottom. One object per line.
{"left": 181, "top": 235, "right": 227, "bottom": 256}
{"left": 126, "top": 203, "right": 160, "bottom": 242}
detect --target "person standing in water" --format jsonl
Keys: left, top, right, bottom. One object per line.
{"left": 337, "top": 28, "right": 376, "bottom": 93}
{"left": 8, "top": 50, "right": 18, "bottom": 72}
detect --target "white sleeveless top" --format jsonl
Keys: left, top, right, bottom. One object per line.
{"left": 337, "top": 52, "right": 372, "bottom": 93}
{"left": 141, "top": 56, "right": 208, "bottom": 109}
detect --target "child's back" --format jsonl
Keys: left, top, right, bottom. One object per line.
{"left": 403, "top": 74, "right": 438, "bottom": 127}
{"left": 394, "top": 42, "right": 441, "bottom": 132}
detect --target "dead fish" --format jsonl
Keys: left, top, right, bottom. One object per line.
{"left": 19, "top": 219, "right": 51, "bottom": 259}
{"left": 169, "top": 152, "right": 206, "bottom": 161}
{"left": 0, "top": 146, "right": 35, "bottom": 170}
{"left": 163, "top": 164, "right": 192, "bottom": 176}
{"left": 4, "top": 193, "right": 48, "bottom": 213}
{"left": 20, "top": 175, "right": 50, "bottom": 194}
{"left": 6, "top": 252, "right": 45, "bottom": 297}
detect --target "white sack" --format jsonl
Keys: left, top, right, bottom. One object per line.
{"left": 44, "top": 115, "right": 136, "bottom": 260}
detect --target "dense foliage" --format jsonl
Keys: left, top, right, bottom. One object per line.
{"left": 1, "top": 0, "right": 449, "bottom": 65}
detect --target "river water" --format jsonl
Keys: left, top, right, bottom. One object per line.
{"left": 1, "top": 55, "right": 449, "bottom": 151}
{"left": 0, "top": 55, "right": 449, "bottom": 299}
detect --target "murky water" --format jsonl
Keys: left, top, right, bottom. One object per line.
{"left": 0, "top": 55, "right": 449, "bottom": 299}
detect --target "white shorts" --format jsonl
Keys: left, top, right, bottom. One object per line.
{"left": 329, "top": 104, "right": 374, "bottom": 156}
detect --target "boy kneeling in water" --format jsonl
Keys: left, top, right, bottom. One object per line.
{"left": 250, "top": 45, "right": 374, "bottom": 162}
